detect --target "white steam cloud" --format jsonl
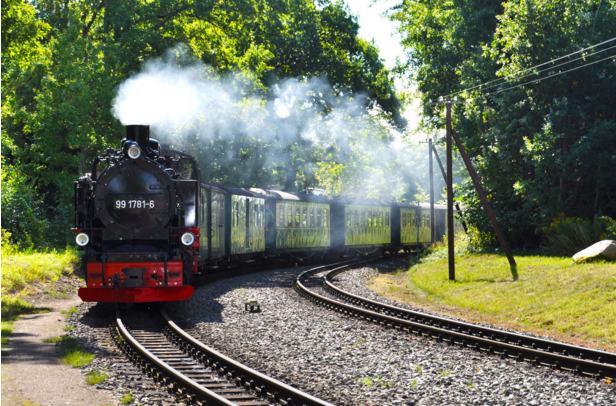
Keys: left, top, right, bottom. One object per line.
{"left": 111, "top": 47, "right": 426, "bottom": 199}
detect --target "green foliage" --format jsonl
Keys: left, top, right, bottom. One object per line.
{"left": 2, "top": 0, "right": 406, "bottom": 249}
{"left": 1, "top": 166, "right": 48, "bottom": 248}
{"left": 54, "top": 336, "right": 94, "bottom": 367}
{"left": 1, "top": 321, "right": 14, "bottom": 346}
{"left": 391, "top": 0, "right": 616, "bottom": 249}
{"left": 543, "top": 216, "right": 616, "bottom": 255}
{"left": 85, "top": 370, "right": 108, "bottom": 385}
{"left": 120, "top": 392, "right": 134, "bottom": 404}
{"left": 1, "top": 237, "right": 78, "bottom": 293}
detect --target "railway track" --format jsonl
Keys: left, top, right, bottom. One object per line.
{"left": 295, "top": 261, "right": 616, "bottom": 382}
{"left": 111, "top": 306, "right": 335, "bottom": 406}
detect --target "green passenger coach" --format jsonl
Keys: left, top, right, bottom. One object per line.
{"left": 344, "top": 204, "right": 391, "bottom": 246}
{"left": 400, "top": 207, "right": 431, "bottom": 245}
{"left": 276, "top": 201, "right": 330, "bottom": 250}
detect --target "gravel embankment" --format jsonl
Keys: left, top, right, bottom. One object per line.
{"left": 169, "top": 265, "right": 616, "bottom": 406}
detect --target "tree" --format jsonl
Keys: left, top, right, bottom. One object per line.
{"left": 390, "top": 0, "right": 616, "bottom": 247}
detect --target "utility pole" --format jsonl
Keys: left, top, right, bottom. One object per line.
{"left": 429, "top": 138, "right": 435, "bottom": 243}
{"left": 430, "top": 95, "right": 517, "bottom": 277}
{"left": 446, "top": 96, "right": 455, "bottom": 281}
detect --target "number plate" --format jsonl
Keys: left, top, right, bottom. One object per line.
{"left": 114, "top": 199, "right": 156, "bottom": 210}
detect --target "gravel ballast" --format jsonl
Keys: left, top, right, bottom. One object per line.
{"left": 168, "top": 264, "right": 616, "bottom": 406}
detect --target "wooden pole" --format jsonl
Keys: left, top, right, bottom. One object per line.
{"left": 446, "top": 96, "right": 455, "bottom": 281}
{"left": 451, "top": 129, "right": 516, "bottom": 266}
{"left": 429, "top": 138, "right": 435, "bottom": 243}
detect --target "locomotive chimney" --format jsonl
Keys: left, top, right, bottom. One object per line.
{"left": 125, "top": 125, "right": 150, "bottom": 151}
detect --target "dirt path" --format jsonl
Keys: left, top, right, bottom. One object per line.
{"left": 1, "top": 296, "right": 117, "bottom": 406}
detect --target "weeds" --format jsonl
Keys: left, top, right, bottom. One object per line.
{"left": 61, "top": 306, "right": 79, "bottom": 317}
{"left": 85, "top": 370, "right": 108, "bottom": 385}
{"left": 414, "top": 365, "right": 423, "bottom": 374}
{"left": 120, "top": 392, "right": 134, "bottom": 404}
{"left": 354, "top": 376, "right": 391, "bottom": 388}
{"left": 63, "top": 324, "right": 76, "bottom": 331}
{"left": 42, "top": 335, "right": 95, "bottom": 367}
{"left": 467, "top": 380, "right": 475, "bottom": 389}
{"left": 411, "top": 380, "right": 417, "bottom": 390}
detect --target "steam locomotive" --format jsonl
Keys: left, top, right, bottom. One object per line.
{"left": 74, "top": 125, "right": 451, "bottom": 303}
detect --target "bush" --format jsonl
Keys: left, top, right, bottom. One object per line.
{"left": 1, "top": 161, "right": 48, "bottom": 249}
{"left": 542, "top": 216, "right": 616, "bottom": 255}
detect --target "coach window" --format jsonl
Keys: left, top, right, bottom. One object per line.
{"left": 386, "top": 212, "right": 390, "bottom": 228}
{"left": 310, "top": 208, "right": 315, "bottom": 227}
{"left": 402, "top": 212, "right": 406, "bottom": 228}
{"left": 235, "top": 202, "right": 239, "bottom": 227}
{"left": 295, "top": 207, "right": 300, "bottom": 227}
{"left": 287, "top": 206, "right": 293, "bottom": 227}
{"left": 361, "top": 211, "right": 366, "bottom": 227}
{"left": 353, "top": 210, "right": 359, "bottom": 227}
{"left": 302, "top": 207, "right": 307, "bottom": 227}
{"left": 279, "top": 206, "right": 285, "bottom": 227}
{"left": 427, "top": 215, "right": 430, "bottom": 228}
{"left": 316, "top": 208, "right": 322, "bottom": 227}
{"left": 323, "top": 209, "right": 328, "bottom": 227}
{"left": 367, "top": 211, "right": 371, "bottom": 227}
{"left": 346, "top": 209, "right": 351, "bottom": 227}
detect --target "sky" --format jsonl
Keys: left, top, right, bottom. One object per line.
{"left": 343, "top": 0, "right": 404, "bottom": 71}
{"left": 344, "top": 0, "right": 424, "bottom": 139}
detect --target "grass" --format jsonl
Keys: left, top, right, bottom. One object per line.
{"left": 1, "top": 242, "right": 78, "bottom": 294}
{"left": 42, "top": 335, "right": 95, "bottom": 367}
{"left": 120, "top": 392, "right": 134, "bottom": 404}
{"left": 1, "top": 295, "right": 51, "bottom": 346}
{"left": 369, "top": 239, "right": 616, "bottom": 351}
{"left": 85, "top": 370, "right": 108, "bottom": 385}
{"left": 61, "top": 306, "right": 79, "bottom": 317}
{"left": 63, "top": 324, "right": 76, "bottom": 331}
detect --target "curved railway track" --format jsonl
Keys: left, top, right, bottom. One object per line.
{"left": 111, "top": 307, "right": 336, "bottom": 406}
{"left": 294, "top": 261, "right": 616, "bottom": 382}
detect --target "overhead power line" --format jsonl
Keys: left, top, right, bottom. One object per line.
{"left": 445, "top": 36, "right": 616, "bottom": 98}
{"left": 485, "top": 54, "right": 616, "bottom": 97}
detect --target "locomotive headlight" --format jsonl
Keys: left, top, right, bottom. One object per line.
{"left": 181, "top": 232, "right": 195, "bottom": 246}
{"left": 75, "top": 232, "right": 89, "bottom": 246}
{"left": 127, "top": 144, "right": 141, "bottom": 159}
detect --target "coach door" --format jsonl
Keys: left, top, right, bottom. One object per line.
{"left": 211, "top": 191, "right": 225, "bottom": 259}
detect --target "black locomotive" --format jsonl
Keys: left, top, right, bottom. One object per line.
{"left": 74, "top": 124, "right": 451, "bottom": 303}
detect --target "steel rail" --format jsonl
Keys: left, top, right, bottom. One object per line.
{"left": 161, "top": 308, "right": 336, "bottom": 406}
{"left": 114, "top": 308, "right": 237, "bottom": 406}
{"left": 295, "top": 264, "right": 616, "bottom": 381}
